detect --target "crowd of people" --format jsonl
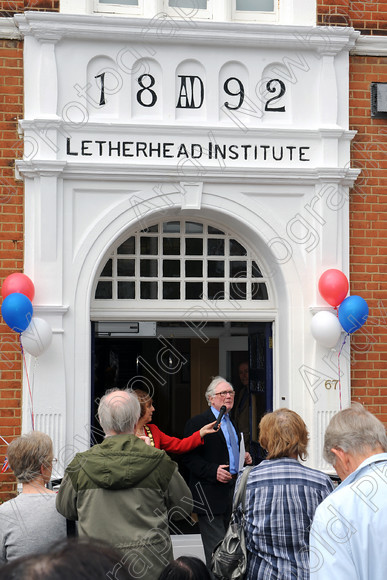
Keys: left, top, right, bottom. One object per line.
{"left": 0, "top": 376, "right": 386, "bottom": 579}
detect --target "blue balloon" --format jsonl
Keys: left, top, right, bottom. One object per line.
{"left": 338, "top": 295, "right": 369, "bottom": 334}
{"left": 1, "top": 292, "right": 33, "bottom": 333}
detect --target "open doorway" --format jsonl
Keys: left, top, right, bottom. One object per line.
{"left": 91, "top": 321, "right": 273, "bottom": 457}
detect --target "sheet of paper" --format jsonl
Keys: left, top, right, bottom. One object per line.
{"left": 238, "top": 433, "right": 245, "bottom": 472}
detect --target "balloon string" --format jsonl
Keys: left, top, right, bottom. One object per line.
{"left": 20, "top": 337, "right": 35, "bottom": 430}
{"left": 337, "top": 333, "right": 348, "bottom": 411}
{"left": 0, "top": 436, "right": 9, "bottom": 473}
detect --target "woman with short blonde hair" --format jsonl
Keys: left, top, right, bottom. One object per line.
{"left": 234, "top": 408, "right": 334, "bottom": 579}
{"left": 259, "top": 408, "right": 308, "bottom": 460}
{"left": 0, "top": 431, "right": 66, "bottom": 564}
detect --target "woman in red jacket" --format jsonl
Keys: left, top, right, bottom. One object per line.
{"left": 134, "top": 389, "right": 218, "bottom": 453}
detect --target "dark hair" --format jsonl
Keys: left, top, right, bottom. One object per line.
{"left": 158, "top": 556, "right": 211, "bottom": 580}
{"left": 0, "top": 538, "right": 134, "bottom": 580}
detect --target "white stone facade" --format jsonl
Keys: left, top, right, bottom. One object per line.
{"left": 15, "top": 11, "right": 359, "bottom": 473}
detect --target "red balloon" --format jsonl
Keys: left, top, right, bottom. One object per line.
{"left": 2, "top": 273, "right": 35, "bottom": 302}
{"left": 318, "top": 269, "right": 349, "bottom": 307}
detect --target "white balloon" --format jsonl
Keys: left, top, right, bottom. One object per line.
{"left": 21, "top": 317, "right": 53, "bottom": 357}
{"left": 311, "top": 311, "right": 342, "bottom": 349}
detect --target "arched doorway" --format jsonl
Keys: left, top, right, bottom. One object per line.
{"left": 90, "top": 217, "right": 274, "bottom": 459}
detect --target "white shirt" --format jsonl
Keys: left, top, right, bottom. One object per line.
{"left": 310, "top": 453, "right": 387, "bottom": 579}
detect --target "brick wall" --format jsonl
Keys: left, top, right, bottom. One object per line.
{"left": 0, "top": 1, "right": 59, "bottom": 16}
{"left": 0, "top": 33, "right": 24, "bottom": 502}
{"left": 317, "top": 1, "right": 387, "bottom": 423}
{"left": 317, "top": 0, "right": 387, "bottom": 34}
{"left": 349, "top": 56, "right": 387, "bottom": 421}
{"left": 0, "top": 0, "right": 59, "bottom": 502}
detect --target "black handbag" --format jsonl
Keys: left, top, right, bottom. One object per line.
{"left": 211, "top": 466, "right": 253, "bottom": 580}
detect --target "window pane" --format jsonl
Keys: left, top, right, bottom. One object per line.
{"left": 141, "top": 225, "right": 158, "bottom": 233}
{"left": 141, "top": 237, "right": 158, "bottom": 255}
{"left": 230, "top": 261, "right": 247, "bottom": 278}
{"left": 230, "top": 239, "right": 247, "bottom": 256}
{"left": 208, "top": 239, "right": 224, "bottom": 256}
{"left": 163, "top": 260, "right": 180, "bottom": 277}
{"left": 99, "top": 0, "right": 138, "bottom": 4}
{"left": 118, "top": 282, "right": 135, "bottom": 299}
{"left": 208, "top": 283, "right": 224, "bottom": 299}
{"left": 208, "top": 226, "right": 224, "bottom": 235}
{"left": 163, "top": 282, "right": 180, "bottom": 299}
{"left": 117, "top": 259, "right": 135, "bottom": 276}
{"left": 163, "top": 238, "right": 180, "bottom": 255}
{"left": 186, "top": 238, "right": 203, "bottom": 256}
{"left": 95, "top": 281, "right": 112, "bottom": 299}
{"left": 169, "top": 0, "right": 207, "bottom": 8}
{"left": 208, "top": 261, "right": 224, "bottom": 277}
{"left": 100, "top": 259, "right": 112, "bottom": 277}
{"left": 94, "top": 220, "right": 268, "bottom": 305}
{"left": 186, "top": 282, "right": 203, "bottom": 299}
{"left": 140, "top": 260, "right": 158, "bottom": 277}
{"left": 186, "top": 260, "right": 203, "bottom": 277}
{"left": 230, "top": 282, "right": 246, "bottom": 300}
{"left": 141, "top": 282, "right": 158, "bottom": 299}
{"left": 252, "top": 261, "right": 263, "bottom": 277}
{"left": 185, "top": 222, "right": 203, "bottom": 234}
{"left": 252, "top": 283, "right": 269, "bottom": 300}
{"left": 236, "top": 0, "right": 274, "bottom": 11}
{"left": 163, "top": 221, "right": 180, "bottom": 233}
{"left": 117, "top": 237, "right": 135, "bottom": 255}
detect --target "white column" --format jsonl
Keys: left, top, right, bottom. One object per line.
{"left": 39, "top": 40, "right": 59, "bottom": 118}
{"left": 319, "top": 53, "right": 338, "bottom": 127}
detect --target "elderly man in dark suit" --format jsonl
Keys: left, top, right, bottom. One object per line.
{"left": 182, "top": 376, "right": 252, "bottom": 568}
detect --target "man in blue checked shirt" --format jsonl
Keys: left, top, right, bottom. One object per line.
{"left": 310, "top": 403, "right": 387, "bottom": 580}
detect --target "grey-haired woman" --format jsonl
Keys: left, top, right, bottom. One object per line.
{"left": 0, "top": 431, "right": 66, "bottom": 564}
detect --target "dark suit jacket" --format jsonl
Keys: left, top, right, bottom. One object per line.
{"left": 182, "top": 408, "right": 240, "bottom": 515}
{"left": 232, "top": 385, "right": 250, "bottom": 452}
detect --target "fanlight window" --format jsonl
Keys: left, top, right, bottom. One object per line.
{"left": 94, "top": 220, "right": 269, "bottom": 302}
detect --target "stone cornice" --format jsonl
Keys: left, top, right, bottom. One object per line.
{"left": 0, "top": 17, "right": 21, "bottom": 40}
{"left": 352, "top": 35, "right": 387, "bottom": 57}
{"left": 15, "top": 160, "right": 66, "bottom": 179}
{"left": 18, "top": 119, "right": 357, "bottom": 141}
{"left": 15, "top": 159, "right": 361, "bottom": 186}
{"left": 14, "top": 12, "right": 359, "bottom": 53}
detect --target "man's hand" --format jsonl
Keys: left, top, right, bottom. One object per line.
{"left": 217, "top": 464, "right": 232, "bottom": 483}
{"left": 244, "top": 452, "right": 253, "bottom": 465}
{"left": 199, "top": 421, "right": 220, "bottom": 438}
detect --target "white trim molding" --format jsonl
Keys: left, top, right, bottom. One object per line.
{"left": 14, "top": 13, "right": 359, "bottom": 52}
{"left": 0, "top": 17, "right": 21, "bottom": 40}
{"left": 352, "top": 35, "right": 387, "bottom": 57}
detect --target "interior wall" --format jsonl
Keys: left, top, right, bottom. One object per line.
{"left": 190, "top": 338, "right": 219, "bottom": 416}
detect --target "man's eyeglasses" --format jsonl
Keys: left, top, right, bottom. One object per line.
{"left": 214, "top": 390, "right": 235, "bottom": 398}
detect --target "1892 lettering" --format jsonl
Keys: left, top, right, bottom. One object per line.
{"left": 95, "top": 73, "right": 287, "bottom": 111}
